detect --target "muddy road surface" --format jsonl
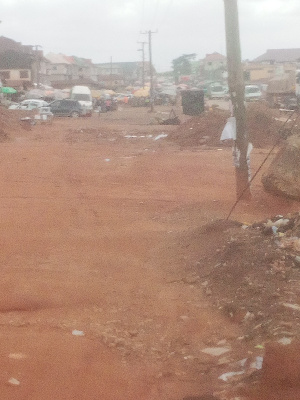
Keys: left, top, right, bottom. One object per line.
{"left": 0, "top": 106, "right": 298, "bottom": 400}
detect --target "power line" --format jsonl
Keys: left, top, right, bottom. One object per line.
{"left": 137, "top": 0, "right": 146, "bottom": 43}
{"left": 141, "top": 0, "right": 145, "bottom": 28}
{"left": 157, "top": 0, "right": 174, "bottom": 28}
{"left": 151, "top": 0, "right": 160, "bottom": 29}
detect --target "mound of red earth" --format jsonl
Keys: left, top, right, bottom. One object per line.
{"left": 183, "top": 213, "right": 300, "bottom": 398}
{"left": 0, "top": 107, "right": 34, "bottom": 140}
{"left": 198, "top": 214, "right": 300, "bottom": 335}
{"left": 167, "top": 103, "right": 282, "bottom": 149}
{"left": 167, "top": 109, "right": 230, "bottom": 148}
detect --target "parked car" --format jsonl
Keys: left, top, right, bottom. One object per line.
{"left": 207, "top": 84, "right": 226, "bottom": 99}
{"left": 49, "top": 99, "right": 83, "bottom": 117}
{"left": 8, "top": 99, "right": 49, "bottom": 110}
{"left": 245, "top": 85, "right": 262, "bottom": 101}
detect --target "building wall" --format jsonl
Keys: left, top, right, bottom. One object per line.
{"left": 244, "top": 63, "right": 297, "bottom": 83}
{"left": 204, "top": 60, "right": 226, "bottom": 72}
{"left": 0, "top": 69, "right": 31, "bottom": 81}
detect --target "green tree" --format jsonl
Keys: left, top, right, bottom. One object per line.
{"left": 172, "top": 53, "right": 196, "bottom": 84}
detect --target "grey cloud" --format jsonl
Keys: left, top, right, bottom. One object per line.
{"left": 1, "top": 0, "right": 300, "bottom": 72}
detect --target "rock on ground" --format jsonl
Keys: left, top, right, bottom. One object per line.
{"left": 262, "top": 136, "right": 300, "bottom": 200}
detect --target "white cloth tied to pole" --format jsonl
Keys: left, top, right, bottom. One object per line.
{"left": 220, "top": 116, "right": 236, "bottom": 141}
{"left": 220, "top": 116, "right": 253, "bottom": 181}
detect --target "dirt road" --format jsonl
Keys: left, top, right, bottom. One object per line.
{"left": 0, "top": 106, "right": 298, "bottom": 399}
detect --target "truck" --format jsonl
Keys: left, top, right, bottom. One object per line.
{"left": 70, "top": 86, "right": 93, "bottom": 116}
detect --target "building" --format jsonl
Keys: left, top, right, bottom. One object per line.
{"left": 203, "top": 52, "right": 227, "bottom": 81}
{"left": 0, "top": 36, "right": 155, "bottom": 91}
{"left": 45, "top": 53, "right": 81, "bottom": 87}
{"left": 243, "top": 49, "right": 300, "bottom": 85}
{"left": 0, "top": 36, "right": 36, "bottom": 89}
{"left": 243, "top": 62, "right": 297, "bottom": 84}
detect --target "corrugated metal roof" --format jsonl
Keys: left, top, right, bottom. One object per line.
{"left": 254, "top": 49, "right": 300, "bottom": 63}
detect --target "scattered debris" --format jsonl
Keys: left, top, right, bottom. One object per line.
{"left": 218, "top": 370, "right": 245, "bottom": 382}
{"left": 154, "top": 133, "right": 168, "bottom": 141}
{"left": 8, "top": 353, "right": 27, "bottom": 360}
{"left": 72, "top": 329, "right": 85, "bottom": 337}
{"left": 282, "top": 303, "right": 300, "bottom": 311}
{"left": 278, "top": 337, "right": 292, "bottom": 345}
{"left": 201, "top": 347, "right": 231, "bottom": 357}
{"left": 7, "top": 378, "right": 20, "bottom": 386}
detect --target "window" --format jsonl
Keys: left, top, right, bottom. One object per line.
{"left": 20, "top": 70, "right": 29, "bottom": 79}
{"left": 72, "top": 93, "right": 90, "bottom": 101}
{"left": 245, "top": 86, "right": 260, "bottom": 94}
{"left": 1, "top": 71, "right": 10, "bottom": 79}
{"left": 244, "top": 71, "right": 251, "bottom": 80}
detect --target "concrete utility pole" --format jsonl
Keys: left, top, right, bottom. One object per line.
{"left": 141, "top": 30, "right": 157, "bottom": 112}
{"left": 138, "top": 41, "right": 147, "bottom": 89}
{"left": 224, "top": 0, "right": 251, "bottom": 200}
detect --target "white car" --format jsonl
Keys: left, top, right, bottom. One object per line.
{"left": 9, "top": 99, "right": 49, "bottom": 110}
{"left": 207, "top": 84, "right": 226, "bottom": 99}
{"left": 245, "top": 85, "right": 262, "bottom": 102}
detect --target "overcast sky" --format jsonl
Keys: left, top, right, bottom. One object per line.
{"left": 1, "top": 0, "right": 300, "bottom": 72}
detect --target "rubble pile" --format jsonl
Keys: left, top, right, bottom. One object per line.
{"left": 167, "top": 109, "right": 230, "bottom": 148}
{"left": 198, "top": 213, "right": 300, "bottom": 344}
{"left": 167, "top": 103, "right": 282, "bottom": 149}
{"left": 178, "top": 214, "right": 300, "bottom": 398}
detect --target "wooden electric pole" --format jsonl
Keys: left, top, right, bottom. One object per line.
{"left": 141, "top": 30, "right": 157, "bottom": 112}
{"left": 224, "top": 0, "right": 251, "bottom": 200}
